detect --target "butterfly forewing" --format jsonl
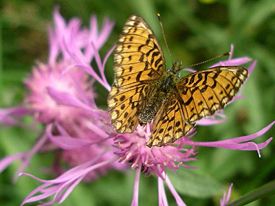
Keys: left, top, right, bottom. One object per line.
{"left": 108, "top": 15, "right": 166, "bottom": 133}
{"left": 176, "top": 66, "right": 248, "bottom": 123}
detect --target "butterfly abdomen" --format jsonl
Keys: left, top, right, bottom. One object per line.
{"left": 138, "top": 75, "right": 175, "bottom": 124}
{"left": 138, "top": 89, "right": 164, "bottom": 124}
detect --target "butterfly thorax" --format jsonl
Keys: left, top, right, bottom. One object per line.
{"left": 138, "top": 74, "right": 176, "bottom": 124}
{"left": 169, "top": 61, "right": 182, "bottom": 74}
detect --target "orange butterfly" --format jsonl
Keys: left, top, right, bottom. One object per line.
{"left": 108, "top": 15, "right": 248, "bottom": 147}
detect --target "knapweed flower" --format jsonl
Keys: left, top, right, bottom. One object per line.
{"left": 25, "top": 7, "right": 117, "bottom": 176}
{"left": 0, "top": 8, "right": 122, "bottom": 202}
{"left": 61, "top": 42, "right": 273, "bottom": 206}
{"left": 25, "top": 7, "right": 114, "bottom": 124}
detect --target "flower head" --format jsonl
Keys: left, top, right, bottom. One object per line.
{"left": 0, "top": 8, "right": 117, "bottom": 189}
{"left": 114, "top": 125, "right": 196, "bottom": 176}
{"left": 25, "top": 8, "right": 113, "bottom": 124}
{"left": 104, "top": 45, "right": 273, "bottom": 205}
{"left": 25, "top": 63, "right": 93, "bottom": 124}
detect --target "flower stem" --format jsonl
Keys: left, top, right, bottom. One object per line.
{"left": 228, "top": 179, "right": 275, "bottom": 206}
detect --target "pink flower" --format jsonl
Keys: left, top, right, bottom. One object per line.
{"left": 25, "top": 7, "right": 114, "bottom": 124}
{"left": 114, "top": 125, "right": 196, "bottom": 176}
{"left": 69, "top": 43, "right": 273, "bottom": 205}
{"left": 112, "top": 120, "right": 273, "bottom": 206}
{"left": 0, "top": 8, "right": 117, "bottom": 191}
{"left": 25, "top": 62, "right": 92, "bottom": 124}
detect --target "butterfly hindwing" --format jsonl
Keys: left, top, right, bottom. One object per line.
{"left": 148, "top": 66, "right": 248, "bottom": 147}
{"left": 108, "top": 15, "right": 166, "bottom": 133}
{"left": 176, "top": 66, "right": 248, "bottom": 123}
{"left": 148, "top": 94, "right": 194, "bottom": 147}
{"left": 108, "top": 84, "right": 148, "bottom": 132}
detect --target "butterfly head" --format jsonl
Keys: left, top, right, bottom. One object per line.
{"left": 170, "top": 61, "right": 182, "bottom": 74}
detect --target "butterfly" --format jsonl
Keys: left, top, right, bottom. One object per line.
{"left": 108, "top": 15, "right": 248, "bottom": 147}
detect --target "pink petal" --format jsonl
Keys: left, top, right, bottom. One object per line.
{"left": 184, "top": 121, "right": 274, "bottom": 157}
{"left": 197, "top": 117, "right": 226, "bottom": 126}
{"left": 103, "top": 45, "right": 115, "bottom": 71}
{"left": 48, "top": 26, "right": 59, "bottom": 65}
{"left": 158, "top": 177, "right": 168, "bottom": 206}
{"left": 89, "top": 16, "right": 98, "bottom": 43}
{"left": 131, "top": 166, "right": 141, "bottom": 206}
{"left": 165, "top": 174, "right": 186, "bottom": 206}
{"left": 183, "top": 68, "right": 197, "bottom": 73}
{"left": 0, "top": 153, "right": 25, "bottom": 173}
{"left": 21, "top": 158, "right": 115, "bottom": 205}
{"left": 46, "top": 123, "right": 109, "bottom": 149}
{"left": 248, "top": 60, "right": 256, "bottom": 74}
{"left": 90, "top": 42, "right": 109, "bottom": 88}
{"left": 0, "top": 107, "right": 32, "bottom": 125}
{"left": 96, "top": 18, "right": 114, "bottom": 49}
{"left": 220, "top": 183, "right": 233, "bottom": 206}
{"left": 21, "top": 185, "right": 59, "bottom": 205}
{"left": 46, "top": 87, "right": 94, "bottom": 112}
{"left": 46, "top": 125, "right": 92, "bottom": 149}
{"left": 211, "top": 57, "right": 252, "bottom": 67}
{"left": 56, "top": 177, "right": 84, "bottom": 203}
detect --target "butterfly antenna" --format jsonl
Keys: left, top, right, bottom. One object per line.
{"left": 186, "top": 52, "right": 230, "bottom": 68}
{"left": 157, "top": 13, "right": 173, "bottom": 62}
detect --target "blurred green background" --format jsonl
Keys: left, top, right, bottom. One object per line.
{"left": 0, "top": 0, "right": 274, "bottom": 205}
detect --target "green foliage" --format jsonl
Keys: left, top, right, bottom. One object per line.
{"left": 0, "top": 0, "right": 274, "bottom": 205}
{"left": 168, "top": 169, "right": 223, "bottom": 198}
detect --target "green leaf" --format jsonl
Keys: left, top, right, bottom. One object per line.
{"left": 209, "top": 149, "right": 254, "bottom": 180}
{"left": 64, "top": 184, "right": 96, "bottom": 206}
{"left": 167, "top": 169, "right": 223, "bottom": 198}
{"left": 244, "top": 0, "right": 275, "bottom": 32}
{"left": 229, "top": 179, "right": 275, "bottom": 206}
